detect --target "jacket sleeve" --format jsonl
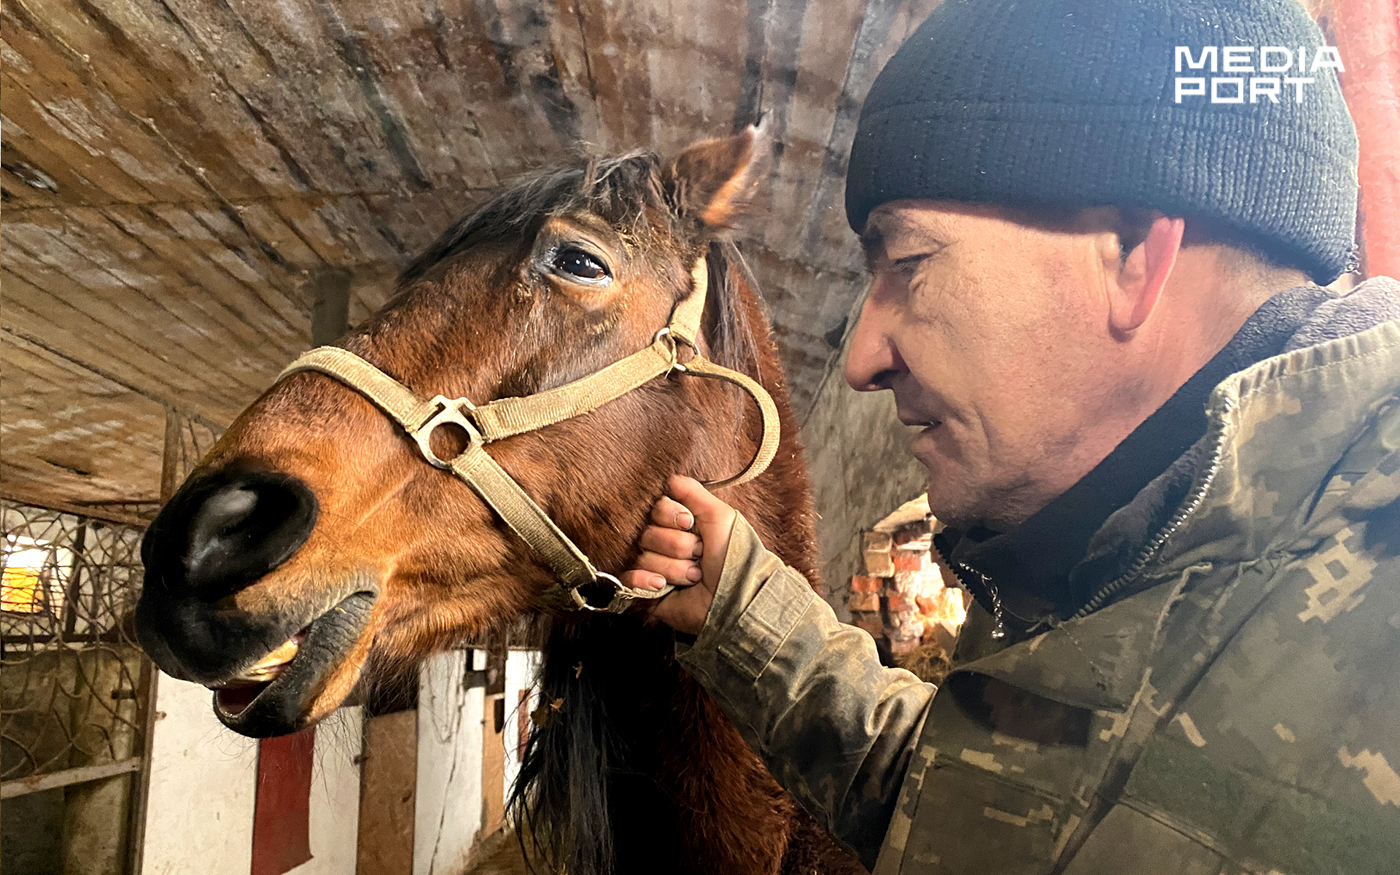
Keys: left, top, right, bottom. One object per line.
{"left": 676, "top": 511, "right": 935, "bottom": 868}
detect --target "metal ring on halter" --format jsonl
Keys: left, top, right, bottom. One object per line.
{"left": 410, "top": 395, "right": 484, "bottom": 469}
{"left": 653, "top": 327, "right": 698, "bottom": 375}
{"left": 570, "top": 571, "right": 625, "bottom": 612}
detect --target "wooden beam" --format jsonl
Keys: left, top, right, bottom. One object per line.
{"left": 0, "top": 758, "right": 142, "bottom": 799}
{"left": 311, "top": 267, "right": 352, "bottom": 346}
{"left": 0, "top": 489, "right": 151, "bottom": 526}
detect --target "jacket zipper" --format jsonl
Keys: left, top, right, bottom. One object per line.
{"left": 1070, "top": 395, "right": 1236, "bottom": 621}
{"left": 955, "top": 562, "right": 1007, "bottom": 639}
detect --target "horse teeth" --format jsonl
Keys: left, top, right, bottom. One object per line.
{"left": 249, "top": 637, "right": 301, "bottom": 671}
{"left": 215, "top": 637, "right": 301, "bottom": 687}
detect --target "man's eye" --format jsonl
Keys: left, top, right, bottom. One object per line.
{"left": 891, "top": 255, "right": 926, "bottom": 275}
{"left": 552, "top": 247, "right": 610, "bottom": 282}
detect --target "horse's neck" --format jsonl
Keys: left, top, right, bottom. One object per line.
{"left": 719, "top": 284, "right": 821, "bottom": 588}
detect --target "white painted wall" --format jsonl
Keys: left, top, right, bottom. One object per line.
{"left": 503, "top": 649, "right": 541, "bottom": 800}
{"left": 141, "top": 676, "right": 362, "bottom": 875}
{"left": 414, "top": 650, "right": 485, "bottom": 875}
{"left": 141, "top": 676, "right": 258, "bottom": 875}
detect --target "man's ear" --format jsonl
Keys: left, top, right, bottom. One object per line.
{"left": 664, "top": 122, "right": 771, "bottom": 229}
{"left": 1108, "top": 213, "right": 1185, "bottom": 335}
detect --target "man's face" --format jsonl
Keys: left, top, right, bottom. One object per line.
{"left": 847, "top": 200, "right": 1139, "bottom": 531}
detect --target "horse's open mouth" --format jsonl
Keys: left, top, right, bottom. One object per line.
{"left": 205, "top": 590, "right": 377, "bottom": 737}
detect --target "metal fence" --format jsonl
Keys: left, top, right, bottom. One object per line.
{"left": 0, "top": 501, "right": 147, "bottom": 792}
{"left": 1, "top": 408, "right": 220, "bottom": 874}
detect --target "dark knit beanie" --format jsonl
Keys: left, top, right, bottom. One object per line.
{"left": 845, "top": 0, "right": 1359, "bottom": 283}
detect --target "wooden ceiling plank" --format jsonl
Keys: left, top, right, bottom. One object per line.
{"left": 762, "top": 0, "right": 864, "bottom": 264}
{"left": 169, "top": 203, "right": 320, "bottom": 332}
{"left": 263, "top": 195, "right": 362, "bottom": 267}
{"left": 232, "top": 201, "right": 327, "bottom": 270}
{"left": 148, "top": 200, "right": 317, "bottom": 330}
{"left": 0, "top": 358, "right": 166, "bottom": 501}
{"left": 357, "top": 0, "right": 503, "bottom": 189}
{"left": 153, "top": 0, "right": 362, "bottom": 195}
{"left": 792, "top": 0, "right": 942, "bottom": 268}
{"left": 2, "top": 224, "right": 268, "bottom": 406}
{"left": 0, "top": 123, "right": 135, "bottom": 211}
{"left": 0, "top": 458, "right": 162, "bottom": 508}
{"left": 310, "top": 194, "right": 408, "bottom": 266}
{"left": 1, "top": 276, "right": 243, "bottom": 424}
{"left": 406, "top": 190, "right": 468, "bottom": 245}
{"left": 569, "top": 0, "right": 656, "bottom": 151}
{"left": 87, "top": 0, "right": 313, "bottom": 199}
{"left": 360, "top": 192, "right": 445, "bottom": 261}
{"left": 1, "top": 9, "right": 217, "bottom": 206}
{"left": 640, "top": 0, "right": 746, "bottom": 155}
{"left": 2, "top": 344, "right": 168, "bottom": 495}
{"left": 85, "top": 205, "right": 309, "bottom": 366}
{"left": 1, "top": 313, "right": 233, "bottom": 431}
{"left": 102, "top": 202, "right": 312, "bottom": 356}
{"left": 217, "top": 0, "right": 427, "bottom": 196}
{"left": 8, "top": 207, "right": 297, "bottom": 385}
{"left": 545, "top": 0, "right": 607, "bottom": 150}
{"left": 470, "top": 1, "right": 592, "bottom": 155}
{"left": 20, "top": 0, "right": 288, "bottom": 204}
{"left": 320, "top": 0, "right": 476, "bottom": 191}
{"left": 414, "top": 0, "right": 554, "bottom": 180}
{"left": 0, "top": 142, "right": 66, "bottom": 209}
{"left": 0, "top": 66, "right": 164, "bottom": 206}
{"left": 347, "top": 264, "right": 402, "bottom": 324}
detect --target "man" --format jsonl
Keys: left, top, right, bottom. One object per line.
{"left": 621, "top": 0, "right": 1400, "bottom": 873}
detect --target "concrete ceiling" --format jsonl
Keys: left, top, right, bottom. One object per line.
{"left": 1, "top": 0, "right": 942, "bottom": 514}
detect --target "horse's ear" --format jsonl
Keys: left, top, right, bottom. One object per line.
{"left": 664, "top": 122, "right": 771, "bottom": 229}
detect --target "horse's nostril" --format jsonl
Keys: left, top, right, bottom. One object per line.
{"left": 189, "top": 486, "right": 260, "bottom": 558}
{"left": 149, "top": 468, "right": 319, "bottom": 598}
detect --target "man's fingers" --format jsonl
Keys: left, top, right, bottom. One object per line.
{"left": 618, "top": 569, "right": 669, "bottom": 592}
{"left": 666, "top": 475, "right": 731, "bottom": 529}
{"left": 639, "top": 526, "right": 702, "bottom": 560}
{"left": 650, "top": 495, "right": 695, "bottom": 531}
{"left": 629, "top": 550, "right": 702, "bottom": 588}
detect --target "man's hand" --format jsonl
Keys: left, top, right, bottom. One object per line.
{"left": 620, "top": 475, "right": 736, "bottom": 635}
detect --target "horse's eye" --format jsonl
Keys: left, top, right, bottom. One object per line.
{"left": 552, "top": 247, "right": 610, "bottom": 283}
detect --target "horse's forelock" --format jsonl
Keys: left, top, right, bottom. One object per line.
{"left": 398, "top": 151, "right": 674, "bottom": 285}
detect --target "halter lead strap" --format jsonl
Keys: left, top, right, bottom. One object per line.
{"left": 275, "top": 258, "right": 779, "bottom": 613}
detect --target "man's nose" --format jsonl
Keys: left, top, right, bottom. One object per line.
{"left": 844, "top": 279, "right": 902, "bottom": 392}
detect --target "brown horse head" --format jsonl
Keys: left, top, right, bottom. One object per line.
{"left": 135, "top": 128, "right": 784, "bottom": 737}
{"left": 136, "top": 129, "right": 860, "bottom": 875}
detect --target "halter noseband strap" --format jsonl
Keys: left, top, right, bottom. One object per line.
{"left": 274, "top": 258, "right": 780, "bottom": 613}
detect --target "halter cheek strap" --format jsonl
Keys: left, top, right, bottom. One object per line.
{"left": 275, "top": 258, "right": 779, "bottom": 613}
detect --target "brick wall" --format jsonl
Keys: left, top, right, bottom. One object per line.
{"left": 845, "top": 496, "right": 970, "bottom": 676}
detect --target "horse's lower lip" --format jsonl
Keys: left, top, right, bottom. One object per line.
{"left": 210, "top": 589, "right": 377, "bottom": 737}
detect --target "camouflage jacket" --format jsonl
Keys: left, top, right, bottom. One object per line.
{"left": 678, "top": 285, "right": 1400, "bottom": 874}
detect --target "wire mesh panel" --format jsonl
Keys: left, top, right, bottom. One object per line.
{"left": 1, "top": 408, "right": 222, "bottom": 874}
{"left": 1, "top": 502, "right": 146, "bottom": 785}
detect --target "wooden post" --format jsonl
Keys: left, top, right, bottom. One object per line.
{"left": 125, "top": 407, "right": 184, "bottom": 875}
{"left": 311, "top": 268, "right": 352, "bottom": 347}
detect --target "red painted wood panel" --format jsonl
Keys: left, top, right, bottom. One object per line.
{"left": 251, "top": 727, "right": 316, "bottom": 875}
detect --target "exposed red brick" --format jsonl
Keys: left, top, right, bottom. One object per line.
{"left": 851, "top": 574, "right": 885, "bottom": 593}
{"left": 853, "top": 615, "right": 885, "bottom": 637}
{"left": 893, "top": 551, "right": 928, "bottom": 573}
{"left": 847, "top": 590, "right": 880, "bottom": 612}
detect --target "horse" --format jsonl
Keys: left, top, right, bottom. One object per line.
{"left": 135, "top": 128, "right": 865, "bottom": 875}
